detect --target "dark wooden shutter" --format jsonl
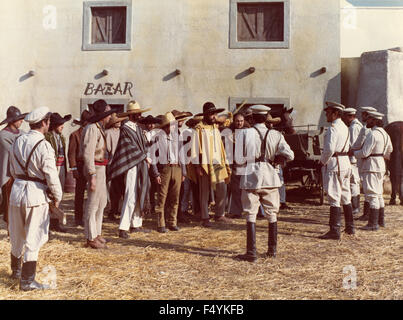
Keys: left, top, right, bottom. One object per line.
{"left": 91, "top": 7, "right": 126, "bottom": 44}
{"left": 237, "top": 2, "right": 284, "bottom": 42}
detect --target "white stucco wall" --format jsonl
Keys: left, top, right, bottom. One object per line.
{"left": 0, "top": 0, "right": 340, "bottom": 137}
{"left": 341, "top": 0, "right": 403, "bottom": 58}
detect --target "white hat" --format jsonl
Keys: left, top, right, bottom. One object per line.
{"left": 250, "top": 105, "right": 271, "bottom": 115}
{"left": 324, "top": 101, "right": 345, "bottom": 112}
{"left": 344, "top": 108, "right": 357, "bottom": 115}
{"left": 24, "top": 106, "right": 51, "bottom": 124}
{"left": 360, "top": 106, "right": 377, "bottom": 113}
{"left": 367, "top": 111, "right": 384, "bottom": 120}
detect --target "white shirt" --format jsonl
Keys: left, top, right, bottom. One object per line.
{"left": 349, "top": 118, "right": 363, "bottom": 164}
{"left": 9, "top": 130, "right": 63, "bottom": 207}
{"left": 238, "top": 124, "right": 294, "bottom": 189}
{"left": 320, "top": 118, "right": 351, "bottom": 172}
{"left": 354, "top": 126, "right": 393, "bottom": 173}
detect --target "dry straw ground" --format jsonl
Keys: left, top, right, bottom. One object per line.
{"left": 0, "top": 187, "right": 401, "bottom": 300}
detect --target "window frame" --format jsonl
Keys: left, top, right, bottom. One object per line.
{"left": 82, "top": 0, "right": 132, "bottom": 51}
{"left": 229, "top": 0, "right": 290, "bottom": 49}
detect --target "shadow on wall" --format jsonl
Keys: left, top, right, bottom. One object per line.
{"left": 318, "top": 73, "right": 341, "bottom": 128}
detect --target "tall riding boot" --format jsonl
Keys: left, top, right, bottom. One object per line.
{"left": 10, "top": 254, "right": 22, "bottom": 279}
{"left": 357, "top": 201, "right": 369, "bottom": 221}
{"left": 378, "top": 207, "right": 385, "bottom": 227}
{"left": 319, "top": 207, "right": 341, "bottom": 240}
{"left": 267, "top": 222, "right": 277, "bottom": 258}
{"left": 343, "top": 204, "right": 355, "bottom": 234}
{"left": 236, "top": 222, "right": 257, "bottom": 262}
{"left": 20, "top": 261, "right": 50, "bottom": 291}
{"left": 361, "top": 208, "right": 379, "bottom": 231}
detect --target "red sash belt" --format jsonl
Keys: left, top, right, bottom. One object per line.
{"left": 95, "top": 159, "right": 109, "bottom": 166}
{"left": 56, "top": 156, "right": 65, "bottom": 166}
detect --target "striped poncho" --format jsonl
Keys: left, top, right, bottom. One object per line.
{"left": 107, "top": 122, "right": 150, "bottom": 211}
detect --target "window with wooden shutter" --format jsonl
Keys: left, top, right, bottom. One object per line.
{"left": 237, "top": 3, "right": 284, "bottom": 42}
{"left": 230, "top": 0, "right": 290, "bottom": 49}
{"left": 83, "top": 1, "right": 132, "bottom": 51}
{"left": 91, "top": 7, "right": 126, "bottom": 44}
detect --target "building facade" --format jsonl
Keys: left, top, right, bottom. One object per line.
{"left": 0, "top": 0, "right": 340, "bottom": 139}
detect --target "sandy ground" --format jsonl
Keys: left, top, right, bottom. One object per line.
{"left": 0, "top": 187, "right": 401, "bottom": 300}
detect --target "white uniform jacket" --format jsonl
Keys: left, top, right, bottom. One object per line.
{"left": 352, "top": 125, "right": 370, "bottom": 151}
{"left": 353, "top": 126, "right": 393, "bottom": 173}
{"left": 320, "top": 118, "right": 351, "bottom": 172}
{"left": 9, "top": 130, "right": 63, "bottom": 207}
{"left": 238, "top": 124, "right": 294, "bottom": 190}
{"left": 349, "top": 118, "right": 363, "bottom": 164}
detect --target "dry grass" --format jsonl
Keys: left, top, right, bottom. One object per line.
{"left": 0, "top": 187, "right": 402, "bottom": 300}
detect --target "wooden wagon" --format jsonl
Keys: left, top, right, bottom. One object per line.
{"left": 284, "top": 125, "right": 327, "bottom": 205}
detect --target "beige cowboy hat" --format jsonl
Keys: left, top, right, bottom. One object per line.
{"left": 157, "top": 112, "right": 177, "bottom": 128}
{"left": 106, "top": 113, "right": 128, "bottom": 129}
{"left": 266, "top": 113, "right": 281, "bottom": 124}
{"left": 118, "top": 100, "right": 151, "bottom": 117}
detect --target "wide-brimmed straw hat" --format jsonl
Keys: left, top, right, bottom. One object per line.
{"left": 266, "top": 113, "right": 281, "bottom": 124}
{"left": 118, "top": 100, "right": 151, "bottom": 117}
{"left": 73, "top": 110, "right": 93, "bottom": 126}
{"left": 106, "top": 113, "right": 128, "bottom": 129}
{"left": 0, "top": 106, "right": 28, "bottom": 126}
{"left": 195, "top": 102, "right": 225, "bottom": 117}
{"left": 157, "top": 112, "right": 177, "bottom": 128}
{"left": 171, "top": 109, "right": 193, "bottom": 120}
{"left": 49, "top": 113, "right": 72, "bottom": 130}
{"left": 87, "top": 99, "right": 115, "bottom": 124}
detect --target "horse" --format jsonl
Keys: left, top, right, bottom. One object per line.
{"left": 384, "top": 121, "right": 403, "bottom": 205}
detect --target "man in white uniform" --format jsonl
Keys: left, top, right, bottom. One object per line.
{"left": 342, "top": 108, "right": 363, "bottom": 215}
{"left": 8, "top": 107, "right": 62, "bottom": 290}
{"left": 235, "top": 105, "right": 294, "bottom": 262}
{"left": 352, "top": 111, "right": 393, "bottom": 230}
{"left": 319, "top": 102, "right": 354, "bottom": 240}
{"left": 351, "top": 106, "right": 377, "bottom": 221}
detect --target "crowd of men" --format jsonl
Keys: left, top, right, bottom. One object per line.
{"left": 0, "top": 99, "right": 393, "bottom": 290}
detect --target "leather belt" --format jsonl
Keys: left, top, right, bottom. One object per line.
{"left": 15, "top": 175, "right": 46, "bottom": 185}
{"left": 332, "top": 152, "right": 349, "bottom": 157}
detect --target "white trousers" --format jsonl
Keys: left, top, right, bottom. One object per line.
{"left": 8, "top": 202, "right": 49, "bottom": 262}
{"left": 350, "top": 163, "right": 360, "bottom": 197}
{"left": 362, "top": 172, "right": 385, "bottom": 209}
{"left": 57, "top": 165, "right": 65, "bottom": 193}
{"left": 119, "top": 165, "right": 142, "bottom": 230}
{"left": 84, "top": 166, "right": 107, "bottom": 241}
{"left": 242, "top": 188, "right": 279, "bottom": 223}
{"left": 277, "top": 167, "right": 286, "bottom": 203}
{"left": 324, "top": 169, "right": 352, "bottom": 207}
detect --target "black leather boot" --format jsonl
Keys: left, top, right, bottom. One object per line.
{"left": 49, "top": 218, "right": 67, "bottom": 233}
{"left": 10, "top": 254, "right": 22, "bottom": 279}
{"left": 378, "top": 207, "right": 385, "bottom": 227}
{"left": 20, "top": 261, "right": 49, "bottom": 291}
{"left": 319, "top": 207, "right": 341, "bottom": 240}
{"left": 343, "top": 204, "right": 355, "bottom": 235}
{"left": 267, "top": 222, "right": 277, "bottom": 258}
{"left": 357, "top": 201, "right": 370, "bottom": 221}
{"left": 361, "top": 208, "right": 379, "bottom": 231}
{"left": 236, "top": 222, "right": 257, "bottom": 262}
